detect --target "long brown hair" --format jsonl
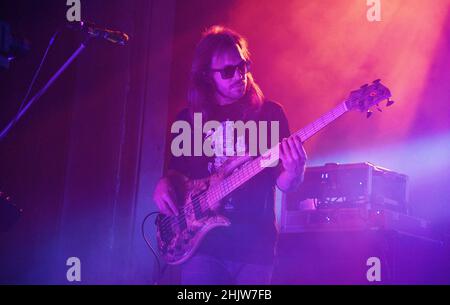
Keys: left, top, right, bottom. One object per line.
{"left": 188, "top": 25, "right": 265, "bottom": 121}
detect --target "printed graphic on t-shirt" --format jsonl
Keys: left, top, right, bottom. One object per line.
{"left": 205, "top": 120, "right": 247, "bottom": 174}
{"left": 205, "top": 120, "right": 249, "bottom": 211}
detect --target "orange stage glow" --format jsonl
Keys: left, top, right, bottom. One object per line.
{"left": 226, "top": 0, "right": 449, "bottom": 157}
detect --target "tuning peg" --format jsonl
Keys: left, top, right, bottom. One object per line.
{"left": 372, "top": 79, "right": 381, "bottom": 83}
{"left": 386, "top": 99, "right": 395, "bottom": 107}
{"left": 366, "top": 110, "right": 373, "bottom": 118}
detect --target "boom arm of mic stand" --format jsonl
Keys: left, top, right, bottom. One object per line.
{"left": 0, "top": 37, "right": 91, "bottom": 141}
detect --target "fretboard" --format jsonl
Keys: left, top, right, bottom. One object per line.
{"left": 206, "top": 101, "right": 349, "bottom": 205}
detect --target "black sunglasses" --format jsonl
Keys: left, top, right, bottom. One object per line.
{"left": 210, "top": 60, "right": 251, "bottom": 79}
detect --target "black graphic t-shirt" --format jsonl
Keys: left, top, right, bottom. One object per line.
{"left": 167, "top": 100, "right": 290, "bottom": 265}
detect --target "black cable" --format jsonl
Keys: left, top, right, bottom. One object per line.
{"left": 1, "top": 30, "right": 60, "bottom": 139}
{"left": 142, "top": 211, "right": 163, "bottom": 284}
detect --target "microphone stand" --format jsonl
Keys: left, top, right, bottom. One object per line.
{"left": 0, "top": 37, "right": 91, "bottom": 141}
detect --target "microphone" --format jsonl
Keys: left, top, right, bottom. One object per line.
{"left": 67, "top": 21, "right": 129, "bottom": 46}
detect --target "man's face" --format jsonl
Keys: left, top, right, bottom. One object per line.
{"left": 210, "top": 44, "right": 248, "bottom": 105}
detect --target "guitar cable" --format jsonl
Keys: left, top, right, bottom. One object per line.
{"left": 142, "top": 211, "right": 167, "bottom": 284}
